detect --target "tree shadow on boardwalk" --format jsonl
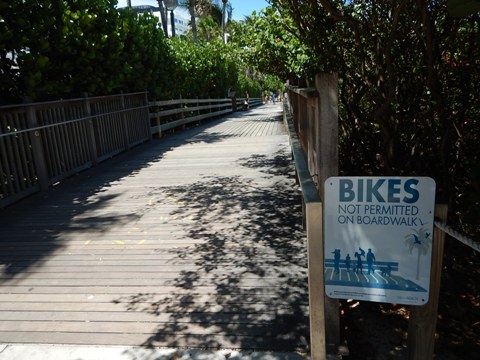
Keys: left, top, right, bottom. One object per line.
{"left": 0, "top": 136, "right": 184, "bottom": 282}
{"left": 115, "top": 147, "right": 310, "bottom": 351}
{"left": 0, "top": 190, "right": 140, "bottom": 282}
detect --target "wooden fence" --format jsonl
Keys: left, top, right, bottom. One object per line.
{"left": 150, "top": 97, "right": 255, "bottom": 137}
{"left": 0, "top": 93, "right": 260, "bottom": 208}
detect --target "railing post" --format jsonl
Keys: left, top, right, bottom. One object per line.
{"left": 307, "top": 201, "right": 327, "bottom": 360}
{"left": 82, "top": 93, "right": 98, "bottom": 166}
{"left": 315, "top": 73, "right": 340, "bottom": 351}
{"left": 26, "top": 106, "right": 49, "bottom": 191}
{"left": 408, "top": 204, "right": 448, "bottom": 360}
{"left": 316, "top": 73, "right": 339, "bottom": 194}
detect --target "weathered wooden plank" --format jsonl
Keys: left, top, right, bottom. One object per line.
{"left": 0, "top": 266, "right": 306, "bottom": 277}
{"left": 0, "top": 332, "right": 302, "bottom": 350}
{"left": 0, "top": 310, "right": 306, "bottom": 324}
{"left": 0, "top": 285, "right": 296, "bottom": 295}
{"left": 0, "top": 321, "right": 285, "bottom": 337}
{"left": 0, "top": 277, "right": 304, "bottom": 287}
{"left": 0, "top": 293, "right": 307, "bottom": 305}
{"left": 0, "top": 253, "right": 305, "bottom": 261}
{"left": 0, "top": 301, "right": 307, "bottom": 313}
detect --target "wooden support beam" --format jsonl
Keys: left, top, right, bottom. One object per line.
{"left": 408, "top": 204, "right": 448, "bottom": 359}
{"left": 315, "top": 73, "right": 340, "bottom": 350}
{"left": 306, "top": 202, "right": 327, "bottom": 360}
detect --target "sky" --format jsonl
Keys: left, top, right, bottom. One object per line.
{"left": 115, "top": 0, "right": 269, "bottom": 21}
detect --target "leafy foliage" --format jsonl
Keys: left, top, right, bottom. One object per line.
{"left": 168, "top": 38, "right": 233, "bottom": 98}
{"left": 263, "top": 0, "right": 479, "bottom": 237}
{"left": 229, "top": 8, "right": 311, "bottom": 80}
{"left": 0, "top": 1, "right": 174, "bottom": 101}
{"left": 0, "top": 0, "right": 267, "bottom": 103}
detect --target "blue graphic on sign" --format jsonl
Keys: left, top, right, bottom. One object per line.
{"left": 325, "top": 245, "right": 427, "bottom": 293}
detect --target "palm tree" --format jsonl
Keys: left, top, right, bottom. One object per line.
{"left": 404, "top": 228, "right": 432, "bottom": 281}
{"left": 179, "top": 0, "right": 232, "bottom": 43}
{"left": 197, "top": 14, "right": 220, "bottom": 41}
{"left": 179, "top": 0, "right": 211, "bottom": 43}
{"left": 221, "top": 0, "right": 227, "bottom": 43}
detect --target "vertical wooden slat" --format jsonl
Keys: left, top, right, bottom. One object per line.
{"left": 4, "top": 113, "right": 24, "bottom": 192}
{"left": 408, "top": 204, "right": 448, "bottom": 360}
{"left": 66, "top": 105, "right": 79, "bottom": 169}
{"left": 26, "top": 106, "right": 49, "bottom": 191}
{"left": 21, "top": 112, "right": 37, "bottom": 183}
{"left": 113, "top": 98, "right": 122, "bottom": 152}
{"left": 3, "top": 121, "right": 21, "bottom": 194}
{"left": 77, "top": 103, "right": 90, "bottom": 166}
{"left": 93, "top": 100, "right": 106, "bottom": 158}
{"left": 0, "top": 132, "right": 15, "bottom": 196}
{"left": 72, "top": 105, "right": 85, "bottom": 165}
{"left": 52, "top": 107, "right": 66, "bottom": 176}
{"left": 59, "top": 105, "right": 73, "bottom": 173}
{"left": 13, "top": 113, "right": 31, "bottom": 190}
{"left": 120, "top": 94, "right": 130, "bottom": 151}
{"left": 143, "top": 92, "right": 151, "bottom": 140}
{"left": 70, "top": 106, "right": 82, "bottom": 166}
{"left": 44, "top": 108, "right": 61, "bottom": 177}
{"left": 83, "top": 93, "right": 98, "bottom": 166}
{"left": 91, "top": 101, "right": 103, "bottom": 157}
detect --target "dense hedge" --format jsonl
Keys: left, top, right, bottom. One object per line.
{"left": 0, "top": 1, "right": 265, "bottom": 104}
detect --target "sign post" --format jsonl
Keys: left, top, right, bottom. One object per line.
{"left": 324, "top": 177, "right": 436, "bottom": 305}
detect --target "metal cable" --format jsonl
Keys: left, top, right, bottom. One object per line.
{"left": 435, "top": 221, "right": 480, "bottom": 253}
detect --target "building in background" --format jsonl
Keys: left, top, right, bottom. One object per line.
{"left": 128, "top": 5, "right": 190, "bottom": 37}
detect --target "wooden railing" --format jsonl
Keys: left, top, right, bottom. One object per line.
{"left": 1, "top": 93, "right": 256, "bottom": 208}
{"left": 150, "top": 98, "right": 233, "bottom": 137}
{"left": 149, "top": 97, "right": 263, "bottom": 137}
{"left": 0, "top": 92, "right": 150, "bottom": 208}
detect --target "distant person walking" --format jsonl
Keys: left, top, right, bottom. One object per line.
{"left": 243, "top": 91, "right": 249, "bottom": 110}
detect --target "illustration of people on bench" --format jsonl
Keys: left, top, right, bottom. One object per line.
{"left": 325, "top": 246, "right": 399, "bottom": 276}
{"left": 324, "top": 244, "right": 427, "bottom": 293}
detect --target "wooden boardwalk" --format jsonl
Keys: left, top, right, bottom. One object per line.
{"left": 0, "top": 105, "right": 309, "bottom": 351}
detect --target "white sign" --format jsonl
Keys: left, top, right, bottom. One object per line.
{"left": 324, "top": 177, "right": 436, "bottom": 305}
